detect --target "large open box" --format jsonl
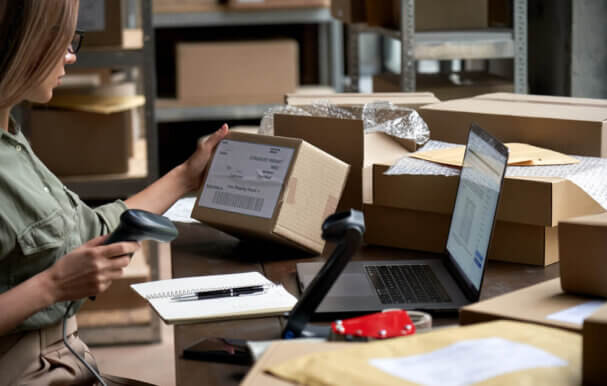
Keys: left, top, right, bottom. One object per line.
{"left": 420, "top": 93, "right": 607, "bottom": 157}
{"left": 275, "top": 92, "right": 439, "bottom": 211}
{"left": 177, "top": 40, "right": 298, "bottom": 105}
{"left": 191, "top": 132, "right": 349, "bottom": 254}
{"left": 365, "top": 160, "right": 604, "bottom": 265}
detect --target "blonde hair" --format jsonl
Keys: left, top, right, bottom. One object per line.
{"left": 0, "top": 0, "right": 79, "bottom": 108}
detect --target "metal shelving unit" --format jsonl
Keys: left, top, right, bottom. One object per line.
{"left": 348, "top": 0, "right": 528, "bottom": 94}
{"left": 60, "top": 0, "right": 158, "bottom": 200}
{"left": 153, "top": 7, "right": 343, "bottom": 122}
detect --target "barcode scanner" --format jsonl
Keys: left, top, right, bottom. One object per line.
{"left": 65, "top": 209, "right": 178, "bottom": 386}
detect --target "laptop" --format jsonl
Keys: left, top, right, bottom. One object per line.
{"left": 296, "top": 123, "right": 509, "bottom": 315}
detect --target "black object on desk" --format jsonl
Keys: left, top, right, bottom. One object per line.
{"left": 182, "top": 209, "right": 365, "bottom": 364}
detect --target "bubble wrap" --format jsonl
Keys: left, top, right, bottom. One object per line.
{"left": 387, "top": 140, "right": 607, "bottom": 210}
{"left": 259, "top": 100, "right": 430, "bottom": 146}
{"left": 363, "top": 101, "right": 430, "bottom": 145}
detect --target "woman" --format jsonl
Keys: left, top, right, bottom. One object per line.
{"left": 0, "top": 1, "right": 228, "bottom": 384}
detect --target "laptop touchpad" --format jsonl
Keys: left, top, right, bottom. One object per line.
{"left": 323, "top": 273, "right": 373, "bottom": 296}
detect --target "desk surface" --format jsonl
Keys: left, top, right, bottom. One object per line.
{"left": 171, "top": 223, "right": 560, "bottom": 386}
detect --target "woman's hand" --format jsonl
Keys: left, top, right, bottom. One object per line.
{"left": 181, "top": 124, "right": 229, "bottom": 193}
{"left": 41, "top": 235, "right": 140, "bottom": 303}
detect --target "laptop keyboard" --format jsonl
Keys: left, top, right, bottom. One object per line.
{"left": 365, "top": 264, "right": 452, "bottom": 304}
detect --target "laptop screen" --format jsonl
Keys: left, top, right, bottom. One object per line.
{"left": 446, "top": 126, "right": 508, "bottom": 291}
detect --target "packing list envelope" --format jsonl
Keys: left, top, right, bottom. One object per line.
{"left": 267, "top": 321, "right": 580, "bottom": 386}
{"left": 411, "top": 143, "right": 579, "bottom": 167}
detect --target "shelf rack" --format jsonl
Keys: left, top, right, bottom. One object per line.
{"left": 153, "top": 7, "right": 343, "bottom": 122}
{"left": 347, "top": 0, "right": 528, "bottom": 93}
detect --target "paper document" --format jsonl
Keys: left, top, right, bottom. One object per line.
{"left": 163, "top": 197, "right": 199, "bottom": 223}
{"left": 411, "top": 142, "right": 579, "bottom": 167}
{"left": 197, "top": 139, "right": 294, "bottom": 219}
{"left": 546, "top": 300, "right": 606, "bottom": 326}
{"left": 369, "top": 337, "right": 567, "bottom": 386}
{"left": 131, "top": 272, "right": 297, "bottom": 324}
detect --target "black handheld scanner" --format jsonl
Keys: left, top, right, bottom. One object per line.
{"left": 90, "top": 209, "right": 178, "bottom": 301}
{"left": 103, "top": 209, "right": 178, "bottom": 245}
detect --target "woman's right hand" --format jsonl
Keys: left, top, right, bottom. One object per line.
{"left": 42, "top": 235, "right": 140, "bottom": 302}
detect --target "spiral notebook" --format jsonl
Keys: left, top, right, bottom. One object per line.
{"left": 131, "top": 272, "right": 298, "bottom": 325}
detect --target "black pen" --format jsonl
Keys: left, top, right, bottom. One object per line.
{"left": 171, "top": 284, "right": 273, "bottom": 302}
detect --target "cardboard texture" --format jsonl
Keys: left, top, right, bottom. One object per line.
{"left": 460, "top": 278, "right": 603, "bottom": 332}
{"left": 153, "top": 0, "right": 220, "bottom": 13}
{"left": 374, "top": 72, "right": 514, "bottom": 101}
{"left": 267, "top": 321, "right": 580, "bottom": 386}
{"left": 277, "top": 93, "right": 439, "bottom": 211}
{"left": 284, "top": 92, "right": 439, "bottom": 110}
{"left": 228, "top": 0, "right": 329, "bottom": 9}
{"left": 419, "top": 93, "right": 607, "bottom": 157}
{"left": 330, "top": 0, "right": 366, "bottom": 24}
{"left": 241, "top": 341, "right": 355, "bottom": 386}
{"left": 559, "top": 212, "right": 607, "bottom": 297}
{"left": 30, "top": 109, "right": 132, "bottom": 176}
{"left": 177, "top": 40, "right": 298, "bottom": 105}
{"left": 191, "top": 132, "right": 349, "bottom": 254}
{"left": 582, "top": 304, "right": 607, "bottom": 386}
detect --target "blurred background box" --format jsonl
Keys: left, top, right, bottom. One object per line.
{"left": 30, "top": 95, "right": 145, "bottom": 176}
{"left": 153, "top": 0, "right": 222, "bottom": 13}
{"left": 331, "top": 0, "right": 366, "bottom": 24}
{"left": 177, "top": 40, "right": 299, "bottom": 105}
{"left": 373, "top": 72, "right": 514, "bottom": 100}
{"left": 227, "top": 0, "right": 330, "bottom": 10}
{"left": 78, "top": 0, "right": 143, "bottom": 49}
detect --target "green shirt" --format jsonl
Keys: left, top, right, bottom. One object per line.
{"left": 0, "top": 117, "right": 127, "bottom": 332}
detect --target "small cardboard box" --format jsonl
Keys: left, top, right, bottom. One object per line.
{"left": 365, "top": 0, "right": 488, "bottom": 31}
{"left": 331, "top": 0, "right": 367, "bottom": 24}
{"left": 373, "top": 72, "right": 514, "bottom": 101}
{"left": 191, "top": 132, "right": 349, "bottom": 254}
{"left": 560, "top": 213, "right": 607, "bottom": 297}
{"left": 177, "top": 40, "right": 298, "bottom": 105}
{"left": 583, "top": 304, "right": 607, "bottom": 386}
{"left": 276, "top": 92, "right": 439, "bottom": 211}
{"left": 365, "top": 160, "right": 604, "bottom": 265}
{"left": 228, "top": 0, "right": 329, "bottom": 10}
{"left": 30, "top": 95, "right": 145, "bottom": 176}
{"left": 78, "top": 0, "right": 142, "bottom": 48}
{"left": 460, "top": 278, "right": 606, "bottom": 332}
{"left": 420, "top": 93, "right": 607, "bottom": 157}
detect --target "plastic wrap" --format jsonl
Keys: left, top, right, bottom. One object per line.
{"left": 387, "top": 140, "right": 607, "bottom": 209}
{"left": 259, "top": 100, "right": 430, "bottom": 147}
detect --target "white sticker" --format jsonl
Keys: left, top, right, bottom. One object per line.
{"left": 198, "top": 140, "right": 294, "bottom": 219}
{"left": 369, "top": 337, "right": 567, "bottom": 386}
{"left": 546, "top": 300, "right": 606, "bottom": 326}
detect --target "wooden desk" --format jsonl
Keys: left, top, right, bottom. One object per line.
{"left": 171, "top": 223, "right": 560, "bottom": 386}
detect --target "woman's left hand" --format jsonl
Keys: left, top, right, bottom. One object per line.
{"left": 181, "top": 124, "right": 229, "bottom": 193}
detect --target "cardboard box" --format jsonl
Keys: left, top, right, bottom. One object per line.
{"left": 177, "top": 40, "right": 298, "bottom": 105}
{"left": 285, "top": 91, "right": 439, "bottom": 110}
{"left": 275, "top": 93, "right": 438, "bottom": 211}
{"left": 373, "top": 72, "right": 514, "bottom": 101}
{"left": 78, "top": 0, "right": 142, "bottom": 48}
{"left": 560, "top": 213, "right": 607, "bottom": 297}
{"left": 331, "top": 0, "right": 366, "bottom": 24}
{"left": 191, "top": 132, "right": 349, "bottom": 254}
{"left": 419, "top": 93, "right": 607, "bottom": 157}
{"left": 228, "top": 0, "right": 329, "bottom": 10}
{"left": 460, "top": 278, "right": 606, "bottom": 332}
{"left": 365, "top": 0, "right": 488, "bottom": 31}
{"left": 154, "top": 0, "right": 220, "bottom": 13}
{"left": 583, "top": 304, "right": 607, "bottom": 386}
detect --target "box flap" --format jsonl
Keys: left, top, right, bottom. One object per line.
{"left": 285, "top": 92, "right": 439, "bottom": 108}
{"left": 274, "top": 141, "right": 350, "bottom": 253}
{"left": 363, "top": 132, "right": 412, "bottom": 167}
{"left": 560, "top": 212, "right": 607, "bottom": 227}
{"left": 460, "top": 278, "right": 593, "bottom": 332}
{"left": 422, "top": 98, "right": 607, "bottom": 123}
{"left": 475, "top": 92, "right": 607, "bottom": 108}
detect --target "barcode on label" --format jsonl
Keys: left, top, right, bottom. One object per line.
{"left": 212, "top": 191, "right": 264, "bottom": 212}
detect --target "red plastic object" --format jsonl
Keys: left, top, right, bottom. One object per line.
{"left": 331, "top": 310, "right": 416, "bottom": 339}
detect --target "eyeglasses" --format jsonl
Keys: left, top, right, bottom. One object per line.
{"left": 68, "top": 30, "right": 84, "bottom": 54}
